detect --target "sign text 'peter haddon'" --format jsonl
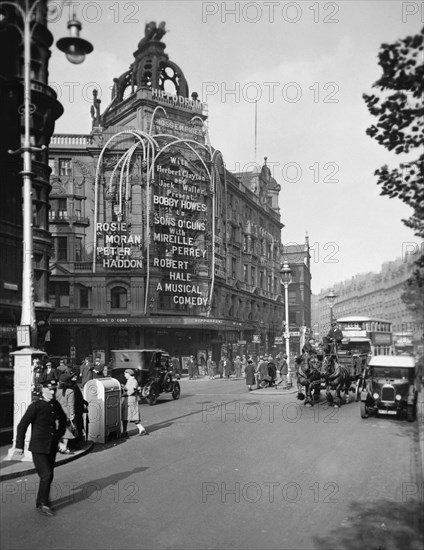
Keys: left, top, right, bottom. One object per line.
{"left": 96, "top": 222, "right": 143, "bottom": 269}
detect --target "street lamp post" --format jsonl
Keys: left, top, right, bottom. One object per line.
{"left": 3, "top": 0, "right": 93, "bottom": 460}
{"left": 280, "top": 260, "right": 292, "bottom": 362}
{"left": 326, "top": 289, "right": 337, "bottom": 326}
{"left": 4, "top": 0, "right": 93, "bottom": 347}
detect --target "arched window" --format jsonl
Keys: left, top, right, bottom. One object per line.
{"left": 111, "top": 286, "right": 127, "bottom": 309}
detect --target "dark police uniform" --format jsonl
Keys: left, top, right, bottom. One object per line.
{"left": 16, "top": 397, "right": 67, "bottom": 509}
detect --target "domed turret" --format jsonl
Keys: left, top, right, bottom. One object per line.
{"left": 132, "top": 21, "right": 188, "bottom": 96}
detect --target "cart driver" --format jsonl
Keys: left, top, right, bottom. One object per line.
{"left": 324, "top": 322, "right": 344, "bottom": 353}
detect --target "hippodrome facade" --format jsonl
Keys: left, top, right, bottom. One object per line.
{"left": 46, "top": 23, "right": 311, "bottom": 366}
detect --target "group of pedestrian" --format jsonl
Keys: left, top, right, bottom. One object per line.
{"left": 79, "top": 356, "right": 107, "bottom": 385}
{"left": 30, "top": 356, "right": 91, "bottom": 454}
{"left": 186, "top": 354, "right": 250, "bottom": 380}
{"left": 31, "top": 357, "right": 70, "bottom": 395}
{"left": 244, "top": 353, "right": 290, "bottom": 391}
{"left": 184, "top": 352, "right": 289, "bottom": 387}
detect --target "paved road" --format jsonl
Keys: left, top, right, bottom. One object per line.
{"left": 1, "top": 378, "right": 423, "bottom": 550}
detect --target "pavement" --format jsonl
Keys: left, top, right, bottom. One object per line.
{"left": 0, "top": 441, "right": 94, "bottom": 482}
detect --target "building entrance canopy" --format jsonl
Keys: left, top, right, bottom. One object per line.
{"left": 51, "top": 316, "right": 242, "bottom": 331}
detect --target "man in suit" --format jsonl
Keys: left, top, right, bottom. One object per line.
{"left": 14, "top": 380, "right": 67, "bottom": 517}
{"left": 56, "top": 359, "right": 70, "bottom": 375}
{"left": 80, "top": 357, "right": 94, "bottom": 386}
{"left": 186, "top": 355, "right": 197, "bottom": 380}
{"left": 324, "top": 322, "right": 344, "bottom": 353}
{"left": 40, "top": 361, "right": 58, "bottom": 384}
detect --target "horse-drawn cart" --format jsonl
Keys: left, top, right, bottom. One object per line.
{"left": 296, "top": 337, "right": 372, "bottom": 408}
{"left": 336, "top": 338, "right": 372, "bottom": 401}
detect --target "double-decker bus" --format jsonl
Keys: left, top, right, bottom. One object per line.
{"left": 336, "top": 316, "right": 394, "bottom": 356}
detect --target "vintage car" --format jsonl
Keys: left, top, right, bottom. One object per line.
{"left": 360, "top": 355, "right": 418, "bottom": 422}
{"left": 110, "top": 349, "right": 180, "bottom": 405}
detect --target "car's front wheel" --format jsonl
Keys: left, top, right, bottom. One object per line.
{"left": 360, "top": 401, "right": 368, "bottom": 419}
{"left": 407, "top": 404, "right": 416, "bottom": 422}
{"left": 144, "top": 383, "right": 158, "bottom": 406}
{"left": 172, "top": 381, "right": 181, "bottom": 400}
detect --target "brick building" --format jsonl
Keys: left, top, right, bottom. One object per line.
{"left": 315, "top": 250, "right": 423, "bottom": 352}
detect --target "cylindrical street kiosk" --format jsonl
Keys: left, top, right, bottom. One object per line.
{"left": 83, "top": 378, "right": 121, "bottom": 443}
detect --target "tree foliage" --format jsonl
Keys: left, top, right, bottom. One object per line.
{"left": 363, "top": 27, "right": 424, "bottom": 322}
{"left": 401, "top": 257, "right": 424, "bottom": 318}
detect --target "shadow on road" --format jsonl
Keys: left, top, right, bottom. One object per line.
{"left": 147, "top": 408, "right": 209, "bottom": 433}
{"left": 146, "top": 399, "right": 265, "bottom": 432}
{"left": 52, "top": 466, "right": 149, "bottom": 510}
{"left": 313, "top": 499, "right": 424, "bottom": 550}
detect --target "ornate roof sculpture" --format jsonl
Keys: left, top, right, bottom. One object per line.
{"left": 100, "top": 21, "right": 189, "bottom": 123}
{"left": 133, "top": 21, "right": 188, "bottom": 96}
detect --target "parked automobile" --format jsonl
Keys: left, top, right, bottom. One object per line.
{"left": 360, "top": 355, "right": 418, "bottom": 422}
{"left": 110, "top": 349, "right": 181, "bottom": 405}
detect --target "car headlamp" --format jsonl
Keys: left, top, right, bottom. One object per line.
{"left": 373, "top": 392, "right": 379, "bottom": 400}
{"left": 395, "top": 394, "right": 402, "bottom": 401}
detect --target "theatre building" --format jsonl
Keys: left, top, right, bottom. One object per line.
{"left": 47, "top": 23, "right": 286, "bottom": 364}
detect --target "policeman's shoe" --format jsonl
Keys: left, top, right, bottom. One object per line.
{"left": 37, "top": 505, "right": 55, "bottom": 517}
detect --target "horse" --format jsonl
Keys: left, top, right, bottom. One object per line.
{"left": 295, "top": 353, "right": 322, "bottom": 407}
{"left": 320, "top": 354, "right": 352, "bottom": 408}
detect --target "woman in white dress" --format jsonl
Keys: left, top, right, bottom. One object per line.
{"left": 121, "top": 369, "right": 148, "bottom": 437}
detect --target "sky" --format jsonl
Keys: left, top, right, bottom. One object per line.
{"left": 47, "top": 0, "right": 423, "bottom": 294}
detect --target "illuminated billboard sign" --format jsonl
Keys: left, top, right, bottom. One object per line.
{"left": 150, "top": 151, "right": 212, "bottom": 310}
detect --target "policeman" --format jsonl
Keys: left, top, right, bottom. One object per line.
{"left": 14, "top": 380, "right": 67, "bottom": 517}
